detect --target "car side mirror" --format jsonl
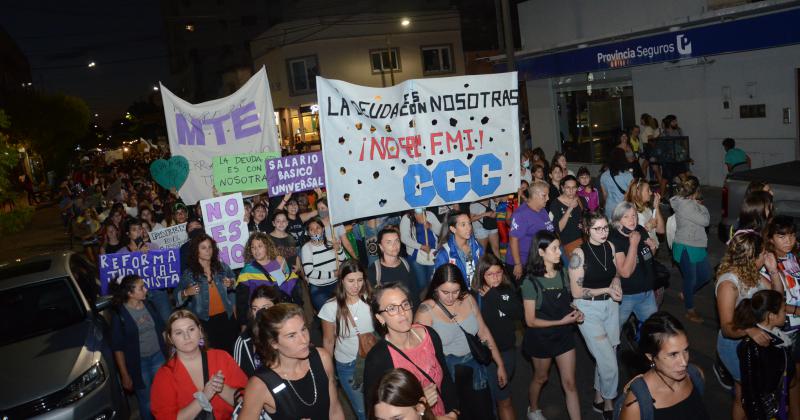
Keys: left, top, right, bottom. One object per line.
{"left": 94, "top": 295, "right": 113, "bottom": 312}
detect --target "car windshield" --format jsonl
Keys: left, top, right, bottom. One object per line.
{"left": 0, "top": 277, "right": 85, "bottom": 346}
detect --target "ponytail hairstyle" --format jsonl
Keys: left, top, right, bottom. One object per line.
{"left": 332, "top": 259, "right": 371, "bottom": 339}
{"left": 638, "top": 312, "right": 686, "bottom": 361}
{"left": 733, "top": 290, "right": 784, "bottom": 330}
{"left": 110, "top": 275, "right": 143, "bottom": 307}
{"left": 370, "top": 368, "right": 436, "bottom": 420}
{"left": 676, "top": 175, "right": 701, "bottom": 200}
{"left": 252, "top": 303, "right": 306, "bottom": 368}
{"left": 437, "top": 210, "right": 470, "bottom": 251}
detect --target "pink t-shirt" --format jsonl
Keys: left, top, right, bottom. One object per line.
{"left": 578, "top": 186, "right": 599, "bottom": 211}
{"left": 387, "top": 325, "right": 446, "bottom": 415}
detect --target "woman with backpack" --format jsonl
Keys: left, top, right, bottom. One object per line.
{"left": 521, "top": 231, "right": 583, "bottom": 420}
{"left": 368, "top": 228, "right": 418, "bottom": 304}
{"left": 618, "top": 312, "right": 709, "bottom": 420}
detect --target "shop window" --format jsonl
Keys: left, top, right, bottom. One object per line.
{"left": 286, "top": 55, "right": 319, "bottom": 96}
{"left": 421, "top": 45, "right": 454, "bottom": 75}
{"left": 370, "top": 48, "right": 401, "bottom": 73}
{"left": 557, "top": 85, "right": 635, "bottom": 164}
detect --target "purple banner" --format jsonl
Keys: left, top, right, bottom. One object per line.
{"left": 98, "top": 248, "right": 181, "bottom": 294}
{"left": 266, "top": 151, "right": 326, "bottom": 196}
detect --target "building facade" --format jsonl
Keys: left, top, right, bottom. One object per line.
{"left": 251, "top": 10, "right": 465, "bottom": 151}
{"left": 512, "top": 0, "right": 800, "bottom": 186}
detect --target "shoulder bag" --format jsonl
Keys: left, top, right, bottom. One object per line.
{"left": 434, "top": 300, "right": 492, "bottom": 365}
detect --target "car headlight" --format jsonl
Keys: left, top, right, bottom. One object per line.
{"left": 57, "top": 362, "right": 107, "bottom": 407}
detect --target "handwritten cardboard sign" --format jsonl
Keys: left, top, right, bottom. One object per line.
{"left": 265, "top": 151, "right": 325, "bottom": 196}
{"left": 200, "top": 192, "right": 249, "bottom": 269}
{"left": 148, "top": 223, "right": 189, "bottom": 249}
{"left": 213, "top": 151, "right": 281, "bottom": 193}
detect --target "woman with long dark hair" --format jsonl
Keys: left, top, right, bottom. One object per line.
{"left": 735, "top": 290, "right": 793, "bottom": 420}
{"left": 364, "top": 283, "right": 459, "bottom": 418}
{"left": 521, "top": 230, "right": 583, "bottom": 420}
{"left": 176, "top": 233, "right": 238, "bottom": 351}
{"left": 473, "top": 254, "right": 522, "bottom": 420}
{"left": 319, "top": 260, "right": 374, "bottom": 420}
{"left": 619, "top": 312, "right": 709, "bottom": 420}
{"left": 599, "top": 148, "right": 634, "bottom": 220}
{"left": 371, "top": 368, "right": 452, "bottom": 420}
{"left": 233, "top": 285, "right": 281, "bottom": 377}
{"left": 550, "top": 175, "right": 584, "bottom": 258}
{"left": 120, "top": 218, "right": 151, "bottom": 253}
{"left": 239, "top": 304, "right": 345, "bottom": 420}
{"left": 369, "top": 228, "right": 417, "bottom": 302}
{"left": 110, "top": 275, "right": 166, "bottom": 420}
{"left": 434, "top": 211, "right": 484, "bottom": 288}
{"left": 248, "top": 203, "right": 271, "bottom": 233}
{"left": 568, "top": 211, "right": 623, "bottom": 418}
{"left": 415, "top": 264, "right": 505, "bottom": 420}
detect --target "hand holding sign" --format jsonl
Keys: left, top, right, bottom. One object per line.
{"left": 150, "top": 156, "right": 190, "bottom": 191}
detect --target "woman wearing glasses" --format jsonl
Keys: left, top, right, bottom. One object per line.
{"left": 364, "top": 283, "right": 459, "bottom": 420}
{"left": 568, "top": 212, "right": 623, "bottom": 419}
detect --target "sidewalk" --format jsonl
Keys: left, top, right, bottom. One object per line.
{"left": 0, "top": 203, "right": 76, "bottom": 260}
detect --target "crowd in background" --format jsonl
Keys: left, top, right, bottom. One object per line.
{"left": 51, "top": 111, "right": 799, "bottom": 420}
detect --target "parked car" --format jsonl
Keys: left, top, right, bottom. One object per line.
{"left": 0, "top": 252, "right": 129, "bottom": 419}
{"left": 719, "top": 160, "right": 800, "bottom": 241}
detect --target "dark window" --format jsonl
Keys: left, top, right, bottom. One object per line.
{"left": 69, "top": 255, "right": 100, "bottom": 305}
{"left": 0, "top": 277, "right": 84, "bottom": 346}
{"left": 369, "top": 48, "right": 401, "bottom": 73}
{"left": 421, "top": 45, "right": 454, "bottom": 75}
{"left": 286, "top": 56, "right": 319, "bottom": 95}
{"left": 241, "top": 15, "right": 257, "bottom": 26}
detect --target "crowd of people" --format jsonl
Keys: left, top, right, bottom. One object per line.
{"left": 55, "top": 118, "right": 796, "bottom": 420}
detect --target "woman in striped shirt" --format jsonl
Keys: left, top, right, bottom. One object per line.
{"left": 301, "top": 217, "right": 347, "bottom": 311}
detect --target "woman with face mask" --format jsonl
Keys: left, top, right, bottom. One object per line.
{"left": 301, "top": 217, "right": 347, "bottom": 311}
{"left": 610, "top": 202, "right": 658, "bottom": 329}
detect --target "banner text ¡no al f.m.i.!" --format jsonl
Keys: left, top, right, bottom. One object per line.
{"left": 317, "top": 72, "right": 520, "bottom": 224}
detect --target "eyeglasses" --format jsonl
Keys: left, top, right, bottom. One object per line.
{"left": 591, "top": 226, "right": 610, "bottom": 232}
{"left": 378, "top": 301, "right": 412, "bottom": 316}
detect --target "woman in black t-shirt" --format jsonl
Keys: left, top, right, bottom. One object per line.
{"left": 269, "top": 210, "right": 301, "bottom": 275}
{"left": 568, "top": 212, "right": 623, "bottom": 417}
{"left": 609, "top": 201, "right": 658, "bottom": 329}
{"left": 549, "top": 175, "right": 584, "bottom": 259}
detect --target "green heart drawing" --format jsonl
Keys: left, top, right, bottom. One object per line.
{"left": 150, "top": 156, "right": 190, "bottom": 191}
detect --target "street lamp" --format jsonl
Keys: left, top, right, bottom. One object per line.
{"left": 152, "top": 86, "right": 159, "bottom": 91}
{"left": 88, "top": 61, "right": 96, "bottom": 68}
{"left": 401, "top": 18, "right": 411, "bottom": 27}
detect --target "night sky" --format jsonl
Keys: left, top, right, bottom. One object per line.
{"left": 1, "top": 0, "right": 171, "bottom": 128}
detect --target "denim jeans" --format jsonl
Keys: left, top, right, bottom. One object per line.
{"left": 574, "top": 299, "right": 620, "bottom": 400}
{"left": 147, "top": 289, "right": 172, "bottom": 323}
{"left": 410, "top": 260, "right": 435, "bottom": 299}
{"left": 677, "top": 249, "right": 711, "bottom": 310}
{"left": 309, "top": 282, "right": 337, "bottom": 311}
{"left": 717, "top": 330, "right": 742, "bottom": 382}
{"left": 336, "top": 359, "right": 366, "bottom": 420}
{"left": 136, "top": 351, "right": 165, "bottom": 420}
{"left": 619, "top": 290, "right": 658, "bottom": 327}
{"left": 445, "top": 353, "right": 488, "bottom": 390}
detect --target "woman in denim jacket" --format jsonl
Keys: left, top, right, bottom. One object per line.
{"left": 176, "top": 233, "right": 238, "bottom": 352}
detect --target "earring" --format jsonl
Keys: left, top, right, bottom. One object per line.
{"left": 198, "top": 338, "right": 205, "bottom": 348}
{"left": 649, "top": 361, "right": 655, "bottom": 369}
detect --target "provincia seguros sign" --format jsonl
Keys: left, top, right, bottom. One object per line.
{"left": 506, "top": 7, "right": 800, "bottom": 79}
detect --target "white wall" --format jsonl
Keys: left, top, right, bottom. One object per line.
{"left": 518, "top": 0, "right": 706, "bottom": 52}
{"left": 633, "top": 44, "right": 800, "bottom": 186}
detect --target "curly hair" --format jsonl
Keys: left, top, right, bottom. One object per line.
{"left": 244, "top": 232, "right": 278, "bottom": 262}
{"left": 717, "top": 230, "right": 764, "bottom": 292}
{"left": 186, "top": 233, "right": 223, "bottom": 276}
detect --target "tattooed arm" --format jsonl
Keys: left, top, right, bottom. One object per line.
{"left": 568, "top": 249, "right": 611, "bottom": 299}
{"left": 413, "top": 300, "right": 434, "bottom": 326}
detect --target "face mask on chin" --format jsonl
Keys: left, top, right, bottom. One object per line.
{"left": 309, "top": 233, "right": 324, "bottom": 241}
{"left": 318, "top": 210, "right": 329, "bottom": 219}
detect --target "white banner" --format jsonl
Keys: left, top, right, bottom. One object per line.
{"left": 317, "top": 72, "right": 521, "bottom": 224}
{"left": 161, "top": 67, "right": 280, "bottom": 204}
{"left": 148, "top": 223, "right": 189, "bottom": 249}
{"left": 200, "top": 193, "right": 249, "bottom": 269}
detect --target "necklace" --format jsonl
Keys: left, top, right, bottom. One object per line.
{"left": 653, "top": 368, "right": 684, "bottom": 392}
{"left": 588, "top": 242, "right": 608, "bottom": 271}
{"left": 282, "top": 360, "right": 318, "bottom": 407}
